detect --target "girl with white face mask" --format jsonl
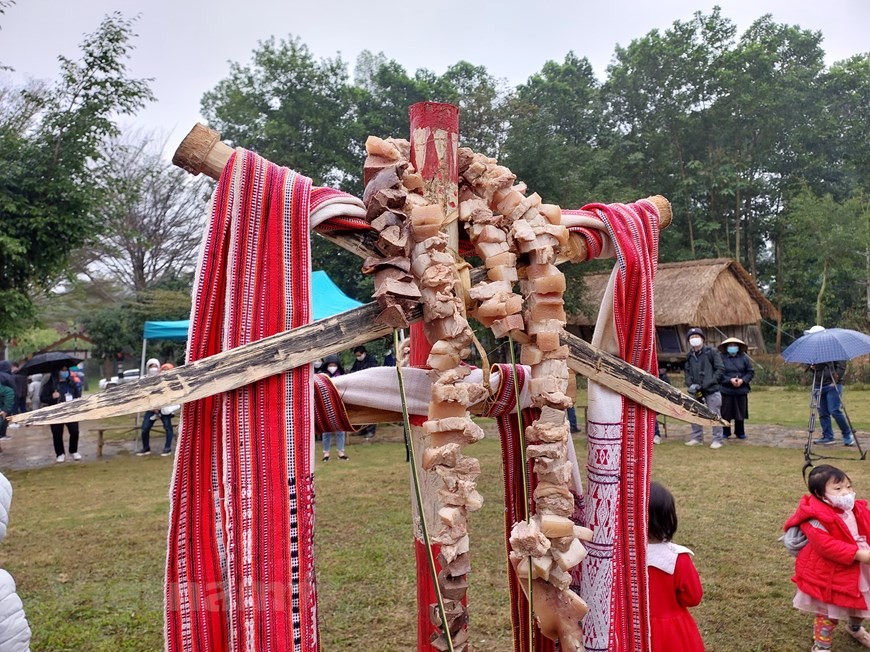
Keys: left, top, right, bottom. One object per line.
{"left": 784, "top": 464, "right": 870, "bottom": 651}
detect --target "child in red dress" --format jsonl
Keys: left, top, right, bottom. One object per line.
{"left": 647, "top": 481, "right": 705, "bottom": 651}
{"left": 784, "top": 464, "right": 870, "bottom": 651}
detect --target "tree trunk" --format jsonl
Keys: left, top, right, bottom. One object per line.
{"left": 734, "top": 169, "right": 740, "bottom": 264}
{"left": 816, "top": 259, "right": 828, "bottom": 326}
{"left": 775, "top": 238, "right": 783, "bottom": 354}
{"left": 674, "top": 133, "right": 695, "bottom": 257}
{"left": 746, "top": 193, "right": 757, "bottom": 279}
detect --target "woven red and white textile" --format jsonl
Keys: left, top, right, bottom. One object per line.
{"left": 165, "top": 149, "right": 319, "bottom": 652}
{"left": 564, "top": 200, "right": 660, "bottom": 652}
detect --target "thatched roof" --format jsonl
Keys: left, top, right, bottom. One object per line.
{"left": 569, "top": 258, "right": 779, "bottom": 327}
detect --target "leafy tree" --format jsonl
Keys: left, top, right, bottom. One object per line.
{"left": 776, "top": 189, "right": 867, "bottom": 331}
{"left": 352, "top": 52, "right": 439, "bottom": 154}
{"left": 0, "top": 12, "right": 153, "bottom": 337}
{"left": 604, "top": 9, "right": 736, "bottom": 260}
{"left": 438, "top": 61, "right": 510, "bottom": 157}
{"left": 504, "top": 52, "right": 618, "bottom": 208}
{"left": 200, "top": 37, "right": 375, "bottom": 301}
{"left": 715, "top": 16, "right": 826, "bottom": 278}
{"left": 9, "top": 326, "right": 64, "bottom": 361}
{"left": 82, "top": 276, "right": 193, "bottom": 376}
{"left": 201, "top": 36, "right": 358, "bottom": 190}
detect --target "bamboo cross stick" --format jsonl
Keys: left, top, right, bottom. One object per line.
{"left": 11, "top": 125, "right": 721, "bottom": 427}
{"left": 10, "top": 282, "right": 718, "bottom": 426}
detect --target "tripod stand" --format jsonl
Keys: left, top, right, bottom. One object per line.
{"left": 804, "top": 365, "right": 866, "bottom": 473}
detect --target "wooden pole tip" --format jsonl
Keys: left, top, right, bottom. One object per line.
{"left": 646, "top": 195, "right": 672, "bottom": 230}
{"left": 172, "top": 123, "right": 221, "bottom": 176}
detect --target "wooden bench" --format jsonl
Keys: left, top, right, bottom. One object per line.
{"left": 93, "top": 421, "right": 174, "bottom": 457}
{"left": 93, "top": 425, "right": 137, "bottom": 458}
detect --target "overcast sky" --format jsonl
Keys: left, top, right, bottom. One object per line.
{"left": 2, "top": 0, "right": 868, "bottom": 154}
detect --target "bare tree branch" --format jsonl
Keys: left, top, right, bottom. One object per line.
{"left": 80, "top": 132, "right": 210, "bottom": 292}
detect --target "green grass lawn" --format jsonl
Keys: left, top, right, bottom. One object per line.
{"left": 3, "top": 387, "right": 870, "bottom": 650}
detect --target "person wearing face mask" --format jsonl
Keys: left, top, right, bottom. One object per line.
{"left": 784, "top": 464, "right": 870, "bottom": 651}
{"left": 717, "top": 337, "right": 754, "bottom": 440}
{"left": 136, "top": 359, "right": 176, "bottom": 457}
{"left": 683, "top": 327, "right": 725, "bottom": 448}
{"left": 350, "top": 345, "right": 378, "bottom": 440}
{"left": 40, "top": 366, "right": 82, "bottom": 462}
{"left": 319, "top": 355, "right": 348, "bottom": 461}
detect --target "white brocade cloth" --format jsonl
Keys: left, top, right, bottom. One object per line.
{"left": 793, "top": 509, "right": 870, "bottom": 619}
{"left": 329, "top": 365, "right": 584, "bottom": 496}
{"left": 329, "top": 366, "right": 532, "bottom": 416}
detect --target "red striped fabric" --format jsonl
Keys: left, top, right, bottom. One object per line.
{"left": 165, "top": 149, "right": 317, "bottom": 652}
{"left": 579, "top": 200, "right": 659, "bottom": 652}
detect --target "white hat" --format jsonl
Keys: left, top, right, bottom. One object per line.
{"left": 804, "top": 325, "right": 825, "bottom": 335}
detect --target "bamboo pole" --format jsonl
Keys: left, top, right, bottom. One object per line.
{"left": 407, "top": 102, "right": 462, "bottom": 652}
{"left": 10, "top": 315, "right": 720, "bottom": 427}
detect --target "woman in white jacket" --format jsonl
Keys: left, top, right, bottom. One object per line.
{"left": 0, "top": 472, "right": 32, "bottom": 651}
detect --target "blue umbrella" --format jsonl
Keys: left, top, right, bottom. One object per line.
{"left": 781, "top": 328, "right": 870, "bottom": 364}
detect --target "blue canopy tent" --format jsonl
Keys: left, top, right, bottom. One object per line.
{"left": 139, "top": 270, "right": 363, "bottom": 373}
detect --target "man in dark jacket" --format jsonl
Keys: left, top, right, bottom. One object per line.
{"left": 350, "top": 346, "right": 378, "bottom": 439}
{"left": 0, "top": 382, "right": 12, "bottom": 440}
{"left": 350, "top": 346, "right": 378, "bottom": 373}
{"left": 9, "top": 363, "right": 28, "bottom": 415}
{"left": 811, "top": 358, "right": 853, "bottom": 446}
{"left": 684, "top": 327, "right": 725, "bottom": 448}
{"left": 0, "top": 362, "right": 15, "bottom": 439}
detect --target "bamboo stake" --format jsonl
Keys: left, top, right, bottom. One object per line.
{"left": 11, "top": 296, "right": 721, "bottom": 427}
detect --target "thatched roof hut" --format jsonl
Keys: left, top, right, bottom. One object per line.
{"left": 567, "top": 258, "right": 779, "bottom": 361}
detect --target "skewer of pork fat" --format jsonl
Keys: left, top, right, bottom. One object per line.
{"left": 404, "top": 146, "right": 489, "bottom": 651}
{"left": 361, "top": 136, "right": 424, "bottom": 328}
{"left": 457, "top": 149, "right": 592, "bottom": 649}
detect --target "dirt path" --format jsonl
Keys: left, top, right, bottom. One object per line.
{"left": 0, "top": 420, "right": 143, "bottom": 471}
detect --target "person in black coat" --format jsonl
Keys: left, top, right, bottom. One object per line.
{"left": 40, "top": 366, "right": 82, "bottom": 462}
{"left": 717, "top": 337, "right": 754, "bottom": 440}
{"left": 8, "top": 363, "right": 28, "bottom": 415}
{"left": 350, "top": 346, "right": 378, "bottom": 439}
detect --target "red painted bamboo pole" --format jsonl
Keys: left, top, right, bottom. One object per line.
{"left": 406, "top": 102, "right": 460, "bottom": 651}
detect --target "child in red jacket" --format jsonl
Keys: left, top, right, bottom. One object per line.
{"left": 784, "top": 464, "right": 870, "bottom": 651}
{"left": 647, "top": 481, "right": 705, "bottom": 652}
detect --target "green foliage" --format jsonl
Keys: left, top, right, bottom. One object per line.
{"left": 0, "top": 12, "right": 153, "bottom": 338}
{"left": 201, "top": 36, "right": 358, "bottom": 190}
{"left": 8, "top": 326, "right": 65, "bottom": 360}
{"left": 775, "top": 188, "right": 868, "bottom": 328}
{"left": 82, "top": 277, "right": 192, "bottom": 365}
{"left": 82, "top": 308, "right": 137, "bottom": 361}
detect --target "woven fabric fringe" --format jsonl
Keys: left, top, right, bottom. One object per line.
{"left": 165, "top": 149, "right": 317, "bottom": 652}
{"left": 567, "top": 201, "right": 660, "bottom": 652}
{"left": 312, "top": 373, "right": 355, "bottom": 434}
